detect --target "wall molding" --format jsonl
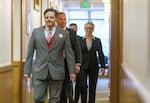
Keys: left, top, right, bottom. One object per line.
{"left": 0, "top": 64, "right": 13, "bottom": 103}
{"left": 0, "top": 65, "right": 13, "bottom": 74}
{"left": 121, "top": 63, "right": 150, "bottom": 103}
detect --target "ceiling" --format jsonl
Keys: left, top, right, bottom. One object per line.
{"left": 60, "top": 0, "right": 104, "bottom": 9}
{"left": 61, "top": 0, "right": 103, "bottom": 4}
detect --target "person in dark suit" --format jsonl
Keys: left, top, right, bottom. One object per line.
{"left": 75, "top": 21, "right": 105, "bottom": 103}
{"left": 69, "top": 23, "right": 78, "bottom": 33}
{"left": 56, "top": 12, "right": 82, "bottom": 103}
{"left": 24, "top": 8, "right": 75, "bottom": 103}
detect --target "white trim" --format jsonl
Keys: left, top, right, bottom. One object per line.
{"left": 122, "top": 63, "right": 150, "bottom": 103}
{"left": 0, "top": 63, "right": 12, "bottom": 67}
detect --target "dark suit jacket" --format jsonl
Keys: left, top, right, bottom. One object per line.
{"left": 66, "top": 28, "right": 82, "bottom": 64}
{"left": 63, "top": 28, "right": 82, "bottom": 81}
{"left": 61, "top": 28, "right": 82, "bottom": 98}
{"left": 79, "top": 36, "right": 105, "bottom": 71}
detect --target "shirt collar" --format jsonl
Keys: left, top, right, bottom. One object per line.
{"left": 45, "top": 26, "right": 56, "bottom": 32}
{"left": 62, "top": 27, "right": 66, "bottom": 30}
{"left": 83, "top": 35, "right": 96, "bottom": 40}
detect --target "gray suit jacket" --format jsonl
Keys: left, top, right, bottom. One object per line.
{"left": 24, "top": 26, "right": 75, "bottom": 80}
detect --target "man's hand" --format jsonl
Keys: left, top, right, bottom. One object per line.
{"left": 24, "top": 73, "right": 29, "bottom": 81}
{"left": 100, "top": 68, "right": 105, "bottom": 75}
{"left": 70, "top": 73, "right": 76, "bottom": 82}
{"left": 74, "top": 64, "right": 80, "bottom": 73}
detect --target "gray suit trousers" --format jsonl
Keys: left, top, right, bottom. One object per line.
{"left": 33, "top": 77, "right": 63, "bottom": 103}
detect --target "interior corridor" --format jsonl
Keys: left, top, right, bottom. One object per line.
{"left": 1, "top": 0, "right": 150, "bottom": 103}
{"left": 22, "top": 77, "right": 110, "bottom": 103}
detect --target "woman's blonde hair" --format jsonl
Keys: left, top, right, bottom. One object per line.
{"left": 84, "top": 21, "right": 95, "bottom": 29}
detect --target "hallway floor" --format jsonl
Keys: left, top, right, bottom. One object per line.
{"left": 22, "top": 77, "right": 110, "bottom": 103}
{"left": 77, "top": 78, "right": 110, "bottom": 103}
{"left": 96, "top": 78, "right": 110, "bottom": 103}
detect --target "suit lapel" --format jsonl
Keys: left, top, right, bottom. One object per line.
{"left": 48, "top": 27, "right": 59, "bottom": 51}
{"left": 66, "top": 28, "right": 70, "bottom": 34}
{"left": 40, "top": 26, "right": 49, "bottom": 51}
{"left": 83, "top": 37, "right": 96, "bottom": 52}
{"left": 91, "top": 39, "right": 96, "bottom": 51}
{"left": 82, "top": 39, "right": 88, "bottom": 52}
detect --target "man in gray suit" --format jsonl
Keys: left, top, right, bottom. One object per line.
{"left": 24, "top": 8, "right": 75, "bottom": 103}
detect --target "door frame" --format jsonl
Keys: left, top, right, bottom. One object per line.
{"left": 110, "top": 0, "right": 122, "bottom": 102}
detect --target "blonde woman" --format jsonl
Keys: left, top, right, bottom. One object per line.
{"left": 75, "top": 21, "right": 105, "bottom": 103}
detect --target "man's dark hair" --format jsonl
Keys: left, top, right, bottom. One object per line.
{"left": 69, "top": 23, "right": 77, "bottom": 28}
{"left": 43, "top": 8, "right": 58, "bottom": 17}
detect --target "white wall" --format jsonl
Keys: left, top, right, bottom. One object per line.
{"left": 14, "top": 0, "right": 21, "bottom": 61}
{"left": 123, "top": 0, "right": 150, "bottom": 93}
{"left": 22, "top": 0, "right": 42, "bottom": 60}
{"left": 0, "top": 0, "right": 11, "bottom": 66}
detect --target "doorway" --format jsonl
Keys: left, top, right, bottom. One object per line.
{"left": 64, "top": 0, "right": 121, "bottom": 103}
{"left": 64, "top": 1, "right": 112, "bottom": 103}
